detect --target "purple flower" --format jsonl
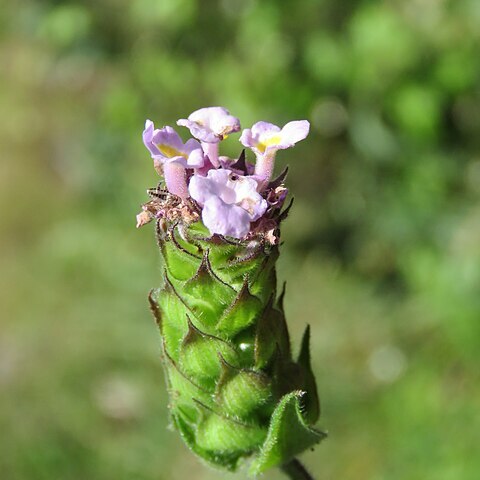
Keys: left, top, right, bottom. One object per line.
{"left": 177, "top": 107, "right": 241, "bottom": 143}
{"left": 240, "top": 120, "right": 310, "bottom": 188}
{"left": 143, "top": 120, "right": 204, "bottom": 168}
{"left": 177, "top": 107, "right": 241, "bottom": 167}
{"left": 240, "top": 120, "right": 310, "bottom": 155}
{"left": 142, "top": 120, "right": 205, "bottom": 199}
{"left": 189, "top": 169, "right": 267, "bottom": 239}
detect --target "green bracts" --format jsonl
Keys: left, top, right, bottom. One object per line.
{"left": 149, "top": 221, "right": 325, "bottom": 475}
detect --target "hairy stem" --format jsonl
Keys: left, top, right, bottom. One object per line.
{"left": 281, "top": 458, "right": 314, "bottom": 480}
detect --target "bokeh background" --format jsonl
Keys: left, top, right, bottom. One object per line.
{"left": 1, "top": 0, "right": 479, "bottom": 479}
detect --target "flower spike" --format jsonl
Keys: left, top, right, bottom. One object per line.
{"left": 137, "top": 107, "right": 324, "bottom": 477}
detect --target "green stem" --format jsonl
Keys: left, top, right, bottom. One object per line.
{"left": 281, "top": 458, "right": 314, "bottom": 480}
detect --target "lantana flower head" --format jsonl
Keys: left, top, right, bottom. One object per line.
{"left": 189, "top": 169, "right": 267, "bottom": 239}
{"left": 143, "top": 120, "right": 204, "bottom": 168}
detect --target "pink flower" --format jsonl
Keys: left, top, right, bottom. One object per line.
{"left": 142, "top": 120, "right": 205, "bottom": 199}
{"left": 240, "top": 120, "right": 310, "bottom": 188}
{"left": 142, "top": 120, "right": 204, "bottom": 168}
{"left": 177, "top": 107, "right": 241, "bottom": 143}
{"left": 178, "top": 107, "right": 241, "bottom": 167}
{"left": 189, "top": 169, "right": 267, "bottom": 239}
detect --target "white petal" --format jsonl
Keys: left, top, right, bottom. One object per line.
{"left": 279, "top": 120, "right": 310, "bottom": 147}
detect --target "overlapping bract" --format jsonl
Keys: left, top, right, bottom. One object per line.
{"left": 149, "top": 221, "right": 325, "bottom": 473}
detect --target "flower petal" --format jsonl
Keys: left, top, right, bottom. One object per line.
{"left": 184, "top": 137, "right": 203, "bottom": 154}
{"left": 186, "top": 148, "right": 205, "bottom": 168}
{"left": 278, "top": 120, "right": 310, "bottom": 148}
{"left": 177, "top": 118, "right": 218, "bottom": 143}
{"left": 202, "top": 196, "right": 251, "bottom": 238}
{"left": 143, "top": 119, "right": 162, "bottom": 157}
{"left": 252, "top": 121, "right": 281, "bottom": 138}
{"left": 240, "top": 120, "right": 309, "bottom": 154}
{"left": 178, "top": 107, "right": 241, "bottom": 143}
{"left": 240, "top": 121, "right": 281, "bottom": 150}
{"left": 189, "top": 169, "right": 236, "bottom": 205}
{"left": 153, "top": 126, "right": 184, "bottom": 150}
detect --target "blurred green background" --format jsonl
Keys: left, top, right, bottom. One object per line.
{"left": 1, "top": 0, "right": 479, "bottom": 479}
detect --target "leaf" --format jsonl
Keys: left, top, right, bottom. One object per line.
{"left": 216, "top": 356, "right": 271, "bottom": 419}
{"left": 255, "top": 297, "right": 290, "bottom": 369}
{"left": 164, "top": 358, "right": 213, "bottom": 424}
{"left": 249, "top": 391, "right": 327, "bottom": 475}
{"left": 172, "top": 408, "right": 241, "bottom": 471}
{"left": 248, "top": 248, "right": 279, "bottom": 303}
{"left": 216, "top": 247, "right": 266, "bottom": 290}
{"left": 170, "top": 224, "right": 203, "bottom": 258}
{"left": 216, "top": 277, "right": 263, "bottom": 337}
{"left": 180, "top": 316, "right": 239, "bottom": 390}
{"left": 182, "top": 251, "right": 236, "bottom": 329}
{"left": 194, "top": 400, "right": 267, "bottom": 453}
{"left": 161, "top": 238, "right": 201, "bottom": 281}
{"left": 148, "top": 288, "right": 162, "bottom": 328}
{"left": 297, "top": 325, "right": 320, "bottom": 424}
{"left": 199, "top": 236, "right": 239, "bottom": 268}
{"left": 156, "top": 275, "right": 192, "bottom": 361}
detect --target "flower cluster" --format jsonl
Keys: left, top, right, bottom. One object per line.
{"left": 138, "top": 107, "right": 309, "bottom": 240}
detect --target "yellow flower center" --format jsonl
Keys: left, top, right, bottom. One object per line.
{"left": 157, "top": 144, "right": 185, "bottom": 158}
{"left": 257, "top": 135, "right": 282, "bottom": 153}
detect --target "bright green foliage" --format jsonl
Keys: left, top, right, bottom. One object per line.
{"left": 250, "top": 391, "right": 324, "bottom": 475}
{"left": 149, "top": 222, "right": 325, "bottom": 473}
